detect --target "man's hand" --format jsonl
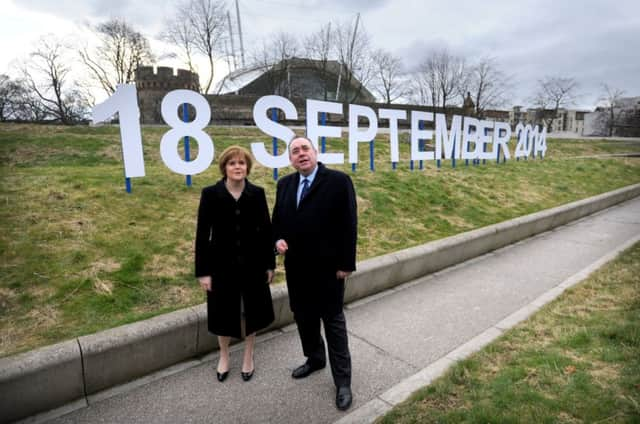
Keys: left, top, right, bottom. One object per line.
{"left": 336, "top": 270, "right": 352, "bottom": 280}
{"left": 275, "top": 239, "right": 288, "bottom": 255}
{"left": 198, "top": 276, "right": 212, "bottom": 292}
{"left": 267, "top": 270, "right": 274, "bottom": 284}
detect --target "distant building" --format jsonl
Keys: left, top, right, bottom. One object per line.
{"left": 462, "top": 92, "right": 475, "bottom": 115}
{"left": 134, "top": 66, "right": 637, "bottom": 137}
{"left": 214, "top": 57, "right": 376, "bottom": 103}
{"left": 135, "top": 66, "right": 200, "bottom": 124}
{"left": 509, "top": 107, "right": 588, "bottom": 135}
{"left": 135, "top": 60, "right": 377, "bottom": 125}
{"left": 584, "top": 97, "right": 640, "bottom": 137}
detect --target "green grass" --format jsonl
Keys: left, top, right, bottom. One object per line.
{"left": 378, "top": 242, "right": 640, "bottom": 423}
{"left": 1, "top": 123, "right": 639, "bottom": 357}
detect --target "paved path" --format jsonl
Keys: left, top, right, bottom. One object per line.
{"left": 30, "top": 197, "right": 640, "bottom": 424}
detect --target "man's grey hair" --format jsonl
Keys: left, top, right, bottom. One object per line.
{"left": 288, "top": 136, "right": 317, "bottom": 153}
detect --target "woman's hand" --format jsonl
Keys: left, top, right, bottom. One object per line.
{"left": 266, "top": 270, "right": 274, "bottom": 284}
{"left": 275, "top": 239, "right": 288, "bottom": 255}
{"left": 198, "top": 276, "right": 212, "bottom": 292}
{"left": 336, "top": 270, "right": 352, "bottom": 280}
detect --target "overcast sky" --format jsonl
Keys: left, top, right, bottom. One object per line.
{"left": 2, "top": 0, "right": 639, "bottom": 109}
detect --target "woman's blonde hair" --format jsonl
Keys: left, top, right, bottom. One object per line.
{"left": 218, "top": 145, "right": 253, "bottom": 177}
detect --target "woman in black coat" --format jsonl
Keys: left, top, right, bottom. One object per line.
{"left": 195, "top": 146, "right": 275, "bottom": 382}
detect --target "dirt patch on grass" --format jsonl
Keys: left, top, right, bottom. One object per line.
{"left": 417, "top": 389, "right": 465, "bottom": 411}
{"left": 162, "top": 285, "right": 197, "bottom": 305}
{"left": 89, "top": 258, "right": 120, "bottom": 274}
{"left": 26, "top": 304, "right": 59, "bottom": 327}
{"left": 0, "top": 287, "right": 17, "bottom": 312}
{"left": 589, "top": 362, "right": 621, "bottom": 389}
{"left": 357, "top": 195, "right": 371, "bottom": 214}
{"left": 145, "top": 254, "right": 183, "bottom": 278}
{"left": 82, "top": 258, "right": 121, "bottom": 292}
{"left": 93, "top": 278, "right": 115, "bottom": 295}
{"left": 439, "top": 214, "right": 473, "bottom": 230}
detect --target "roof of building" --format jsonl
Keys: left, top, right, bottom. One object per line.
{"left": 213, "top": 57, "right": 373, "bottom": 99}
{"left": 214, "top": 66, "right": 266, "bottom": 95}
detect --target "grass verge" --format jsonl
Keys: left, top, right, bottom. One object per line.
{"left": 378, "top": 242, "right": 640, "bottom": 423}
{"left": 1, "top": 123, "right": 639, "bottom": 357}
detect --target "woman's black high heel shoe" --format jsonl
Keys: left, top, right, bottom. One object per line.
{"left": 217, "top": 370, "right": 229, "bottom": 382}
{"left": 241, "top": 369, "right": 254, "bottom": 381}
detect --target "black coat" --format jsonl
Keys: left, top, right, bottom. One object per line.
{"left": 195, "top": 179, "right": 275, "bottom": 338}
{"left": 272, "top": 163, "right": 357, "bottom": 316}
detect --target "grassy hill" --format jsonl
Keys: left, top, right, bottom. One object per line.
{"left": 1, "top": 123, "right": 639, "bottom": 357}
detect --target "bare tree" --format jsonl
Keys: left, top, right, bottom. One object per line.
{"left": 22, "top": 36, "right": 90, "bottom": 124}
{"left": 432, "top": 49, "right": 466, "bottom": 108}
{"left": 333, "top": 16, "right": 373, "bottom": 103}
{"left": 599, "top": 83, "right": 625, "bottom": 136}
{"left": 303, "top": 23, "right": 333, "bottom": 100}
{"left": 0, "top": 75, "right": 49, "bottom": 121}
{"left": 160, "top": 16, "right": 197, "bottom": 73}
{"left": 165, "top": 0, "right": 228, "bottom": 94}
{"left": 410, "top": 58, "right": 440, "bottom": 106}
{"left": 532, "top": 76, "right": 579, "bottom": 130}
{"left": 371, "top": 49, "right": 407, "bottom": 104}
{"left": 248, "top": 31, "right": 300, "bottom": 96}
{"left": 80, "top": 18, "right": 154, "bottom": 96}
{"left": 463, "top": 56, "right": 512, "bottom": 117}
{"left": 411, "top": 49, "right": 465, "bottom": 108}
{"left": 270, "top": 31, "right": 300, "bottom": 62}
{"left": 0, "top": 74, "right": 22, "bottom": 121}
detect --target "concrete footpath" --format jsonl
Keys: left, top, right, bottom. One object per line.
{"left": 19, "top": 196, "right": 640, "bottom": 424}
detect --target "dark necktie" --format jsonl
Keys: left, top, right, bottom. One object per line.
{"left": 299, "top": 178, "right": 310, "bottom": 204}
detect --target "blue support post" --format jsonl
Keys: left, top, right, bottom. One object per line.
{"left": 182, "top": 103, "right": 192, "bottom": 187}
{"left": 418, "top": 120, "right": 424, "bottom": 170}
{"left": 392, "top": 162, "right": 397, "bottom": 170}
{"left": 321, "top": 112, "right": 326, "bottom": 153}
{"left": 482, "top": 132, "right": 487, "bottom": 165}
{"left": 452, "top": 138, "right": 457, "bottom": 168}
{"left": 271, "top": 108, "right": 278, "bottom": 180}
{"left": 369, "top": 140, "right": 374, "bottom": 171}
{"left": 352, "top": 163, "right": 356, "bottom": 172}
{"left": 125, "top": 177, "right": 131, "bottom": 193}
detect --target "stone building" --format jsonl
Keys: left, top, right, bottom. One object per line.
{"left": 135, "top": 66, "right": 200, "bottom": 124}
{"left": 135, "top": 61, "right": 376, "bottom": 126}
{"left": 584, "top": 97, "right": 640, "bottom": 136}
{"left": 509, "top": 106, "right": 587, "bottom": 134}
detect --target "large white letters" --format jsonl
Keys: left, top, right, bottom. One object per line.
{"left": 462, "top": 117, "right": 479, "bottom": 160}
{"left": 160, "top": 89, "right": 214, "bottom": 175}
{"left": 493, "top": 121, "right": 512, "bottom": 160}
{"left": 306, "top": 99, "right": 344, "bottom": 164}
{"left": 477, "top": 120, "right": 494, "bottom": 160}
{"left": 378, "top": 108, "right": 406, "bottom": 163}
{"left": 435, "top": 113, "right": 461, "bottom": 160}
{"left": 250, "top": 95, "right": 297, "bottom": 168}
{"left": 349, "top": 104, "right": 379, "bottom": 164}
{"left": 411, "top": 111, "right": 434, "bottom": 161}
{"left": 92, "top": 84, "right": 145, "bottom": 178}
{"left": 94, "top": 87, "right": 549, "bottom": 183}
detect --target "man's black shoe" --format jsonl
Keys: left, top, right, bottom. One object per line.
{"left": 336, "top": 386, "right": 352, "bottom": 411}
{"left": 291, "top": 361, "right": 325, "bottom": 379}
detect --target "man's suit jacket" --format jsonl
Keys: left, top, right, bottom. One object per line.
{"left": 272, "top": 163, "right": 357, "bottom": 315}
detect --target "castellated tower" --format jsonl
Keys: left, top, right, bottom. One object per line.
{"left": 135, "top": 66, "right": 200, "bottom": 124}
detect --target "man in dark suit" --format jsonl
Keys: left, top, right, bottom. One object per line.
{"left": 272, "top": 137, "right": 357, "bottom": 411}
